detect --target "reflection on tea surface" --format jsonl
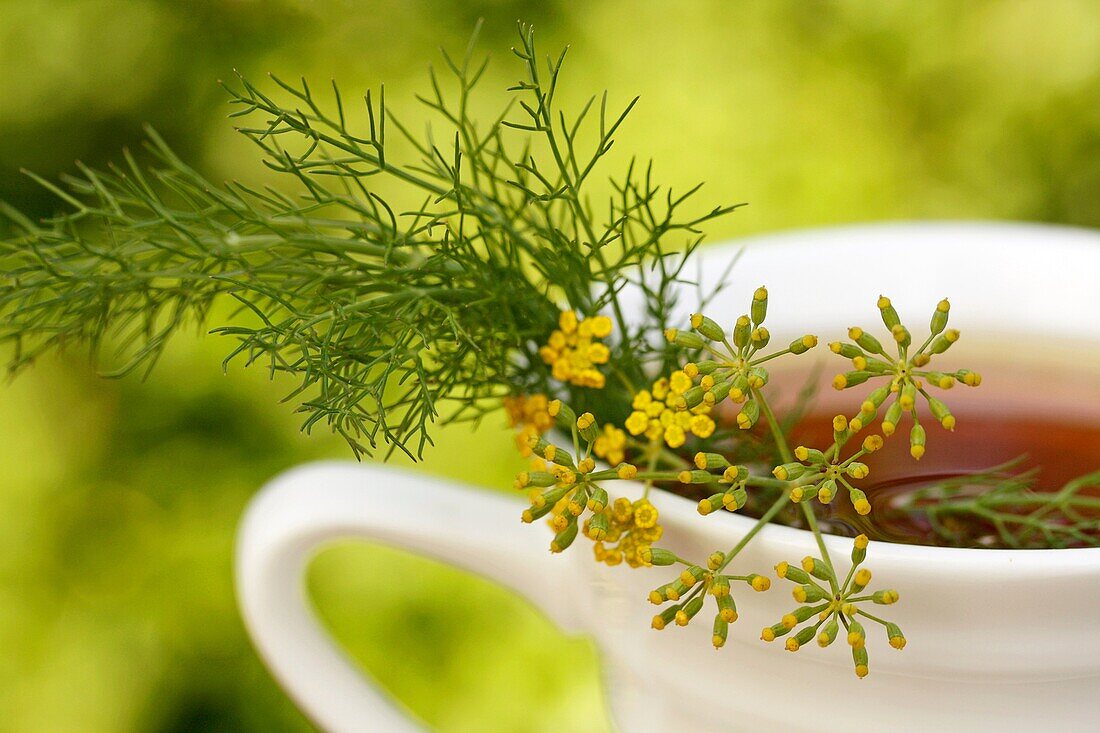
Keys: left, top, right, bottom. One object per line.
{"left": 792, "top": 412, "right": 1100, "bottom": 548}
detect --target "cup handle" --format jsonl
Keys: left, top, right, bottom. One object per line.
{"left": 235, "top": 461, "right": 583, "bottom": 732}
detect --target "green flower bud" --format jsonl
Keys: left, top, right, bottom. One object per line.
{"left": 722, "top": 465, "right": 749, "bottom": 483}
{"left": 788, "top": 483, "right": 820, "bottom": 504}
{"left": 677, "top": 386, "right": 706, "bottom": 410}
{"left": 650, "top": 582, "right": 678, "bottom": 603}
{"left": 680, "top": 565, "right": 706, "bottom": 587}
{"left": 851, "top": 567, "right": 873, "bottom": 593}
{"left": 680, "top": 469, "right": 716, "bottom": 485}
{"left": 747, "top": 574, "right": 771, "bottom": 592}
{"left": 847, "top": 620, "right": 866, "bottom": 648}
{"left": 829, "top": 341, "right": 864, "bottom": 359}
{"left": 544, "top": 444, "right": 576, "bottom": 468}
{"left": 862, "top": 386, "right": 890, "bottom": 412}
{"left": 576, "top": 412, "right": 599, "bottom": 442}
{"left": 717, "top": 594, "right": 737, "bottom": 623}
{"left": 550, "top": 520, "right": 579, "bottom": 553}
{"left": 722, "top": 487, "right": 748, "bottom": 511}
{"left": 729, "top": 373, "right": 749, "bottom": 400}
{"left": 704, "top": 379, "right": 731, "bottom": 405}
{"left": 910, "top": 422, "right": 926, "bottom": 460}
{"left": 761, "top": 621, "right": 792, "bottom": 642}
{"left": 899, "top": 382, "right": 917, "bottom": 411}
{"left": 846, "top": 462, "right": 870, "bottom": 480}
{"left": 792, "top": 583, "right": 828, "bottom": 603}
{"left": 801, "top": 556, "right": 835, "bottom": 583}
{"left": 698, "top": 493, "right": 726, "bottom": 515}
{"left": 924, "top": 371, "right": 956, "bottom": 389}
{"left": 548, "top": 399, "right": 576, "bottom": 428}
{"left": 521, "top": 502, "right": 554, "bottom": 523}
{"left": 848, "top": 487, "right": 871, "bottom": 515}
{"left": 956, "top": 368, "right": 981, "bottom": 386}
{"left": 930, "top": 298, "right": 950, "bottom": 335}
{"left": 642, "top": 547, "right": 678, "bottom": 566}
{"left": 873, "top": 589, "right": 900, "bottom": 604}
{"left": 651, "top": 605, "right": 679, "bottom": 630}
{"left": 849, "top": 326, "right": 885, "bottom": 355}
{"left": 695, "top": 452, "right": 730, "bottom": 470}
{"left": 818, "top": 615, "right": 840, "bottom": 647}
{"left": 853, "top": 645, "right": 870, "bottom": 678}
{"left": 788, "top": 625, "right": 817, "bottom": 651}
{"left": 833, "top": 370, "right": 875, "bottom": 390}
{"left": 709, "top": 575, "right": 731, "bottom": 598}
{"left": 658, "top": 580, "right": 689, "bottom": 601}
{"left": 817, "top": 479, "right": 837, "bottom": 504}
{"left": 713, "top": 615, "right": 730, "bottom": 648}
{"left": 789, "top": 334, "right": 818, "bottom": 354}
{"left": 690, "top": 313, "right": 726, "bottom": 342}
{"left": 774, "top": 561, "right": 811, "bottom": 584}
{"left": 891, "top": 323, "right": 911, "bottom": 349}
{"left": 882, "top": 400, "right": 903, "bottom": 436}
{"left": 773, "top": 462, "right": 808, "bottom": 481}
{"left": 750, "top": 326, "right": 771, "bottom": 350}
{"left": 528, "top": 433, "right": 551, "bottom": 455}
{"left": 783, "top": 603, "right": 827, "bottom": 629}
{"left": 736, "top": 399, "right": 760, "bottom": 430}
{"left": 732, "top": 315, "right": 752, "bottom": 350}
{"left": 929, "top": 330, "right": 959, "bottom": 354}
{"left": 851, "top": 534, "right": 869, "bottom": 565}
{"left": 532, "top": 485, "right": 570, "bottom": 509}
{"left": 747, "top": 366, "right": 769, "bottom": 388}
{"left": 675, "top": 596, "right": 705, "bottom": 626}
{"left": 877, "top": 295, "right": 900, "bottom": 330}
{"left": 751, "top": 286, "right": 768, "bottom": 325}
{"left": 586, "top": 511, "right": 609, "bottom": 540}
{"left": 567, "top": 486, "right": 589, "bottom": 516}
{"left": 694, "top": 359, "right": 721, "bottom": 375}
{"left": 665, "top": 328, "right": 707, "bottom": 349}
{"left": 794, "top": 445, "right": 826, "bottom": 464}
{"left": 886, "top": 622, "right": 906, "bottom": 649}
{"left": 587, "top": 487, "right": 609, "bottom": 513}
{"left": 927, "top": 396, "right": 955, "bottom": 430}
{"left": 519, "top": 471, "right": 558, "bottom": 488}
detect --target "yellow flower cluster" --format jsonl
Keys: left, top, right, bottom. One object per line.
{"left": 624, "top": 372, "right": 716, "bottom": 448}
{"left": 592, "top": 423, "right": 627, "bottom": 465}
{"left": 503, "top": 393, "right": 553, "bottom": 456}
{"left": 538, "top": 311, "right": 612, "bottom": 388}
{"left": 589, "top": 497, "right": 663, "bottom": 568}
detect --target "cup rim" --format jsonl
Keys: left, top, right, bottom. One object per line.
{"left": 645, "top": 220, "right": 1100, "bottom": 566}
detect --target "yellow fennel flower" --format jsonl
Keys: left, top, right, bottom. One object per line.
{"left": 538, "top": 311, "right": 613, "bottom": 388}
{"left": 593, "top": 424, "right": 628, "bottom": 465}
{"left": 503, "top": 393, "right": 553, "bottom": 456}
{"left": 624, "top": 372, "right": 714, "bottom": 449}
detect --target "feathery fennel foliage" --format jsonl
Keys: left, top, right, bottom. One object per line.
{"left": 0, "top": 22, "right": 740, "bottom": 459}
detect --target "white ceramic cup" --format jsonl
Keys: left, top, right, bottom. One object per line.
{"left": 236, "top": 222, "right": 1100, "bottom": 732}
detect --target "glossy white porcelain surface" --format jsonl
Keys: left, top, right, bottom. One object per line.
{"left": 236, "top": 222, "right": 1100, "bottom": 732}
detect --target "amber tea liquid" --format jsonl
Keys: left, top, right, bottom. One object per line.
{"left": 778, "top": 338, "right": 1100, "bottom": 547}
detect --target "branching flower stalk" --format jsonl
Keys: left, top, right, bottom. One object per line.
{"left": 519, "top": 289, "right": 981, "bottom": 676}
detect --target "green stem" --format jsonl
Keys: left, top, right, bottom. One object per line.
{"left": 855, "top": 608, "right": 890, "bottom": 627}
{"left": 715, "top": 493, "right": 790, "bottom": 574}
{"left": 642, "top": 441, "right": 661, "bottom": 499}
{"left": 800, "top": 502, "right": 838, "bottom": 593}
{"left": 753, "top": 387, "right": 793, "bottom": 463}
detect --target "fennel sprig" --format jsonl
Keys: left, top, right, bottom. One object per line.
{"left": 0, "top": 21, "right": 740, "bottom": 459}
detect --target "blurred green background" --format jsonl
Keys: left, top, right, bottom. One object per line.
{"left": 2, "top": 1, "right": 1099, "bottom": 730}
